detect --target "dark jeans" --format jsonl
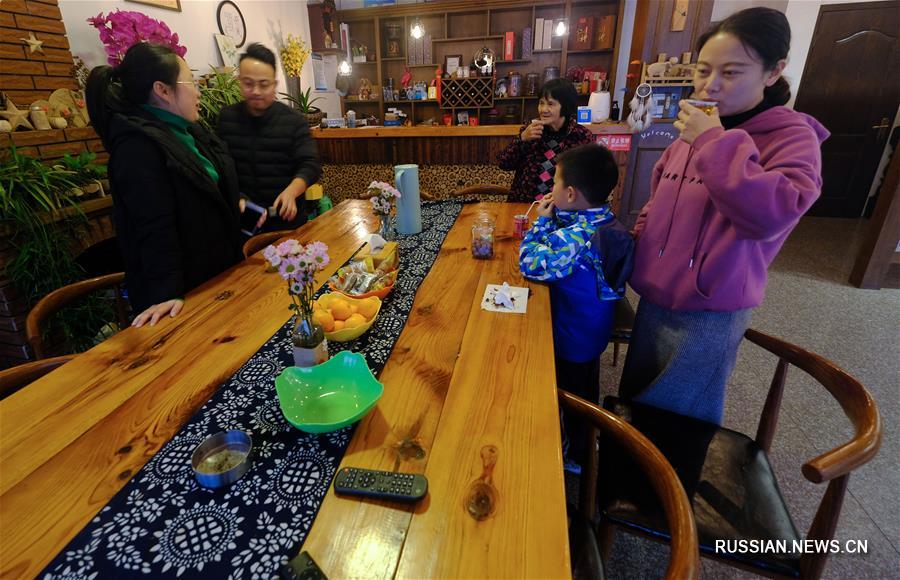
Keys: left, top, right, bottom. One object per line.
{"left": 557, "top": 355, "right": 600, "bottom": 464}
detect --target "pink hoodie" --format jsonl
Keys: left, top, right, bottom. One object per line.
{"left": 631, "top": 106, "right": 830, "bottom": 311}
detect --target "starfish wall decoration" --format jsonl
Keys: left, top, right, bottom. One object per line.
{"left": 0, "top": 99, "right": 35, "bottom": 131}
{"left": 20, "top": 31, "right": 45, "bottom": 54}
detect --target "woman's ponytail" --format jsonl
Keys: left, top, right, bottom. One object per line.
{"left": 764, "top": 76, "right": 791, "bottom": 106}
{"left": 85, "top": 65, "right": 120, "bottom": 143}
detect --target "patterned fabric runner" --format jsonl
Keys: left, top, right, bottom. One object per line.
{"left": 43, "top": 201, "right": 462, "bottom": 580}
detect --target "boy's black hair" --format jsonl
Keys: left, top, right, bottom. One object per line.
{"left": 240, "top": 42, "right": 277, "bottom": 72}
{"left": 556, "top": 144, "right": 618, "bottom": 206}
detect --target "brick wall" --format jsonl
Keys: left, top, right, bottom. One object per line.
{"left": 0, "top": 0, "right": 117, "bottom": 368}
{"left": 0, "top": 0, "right": 78, "bottom": 105}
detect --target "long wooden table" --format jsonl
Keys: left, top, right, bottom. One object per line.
{"left": 0, "top": 200, "right": 569, "bottom": 578}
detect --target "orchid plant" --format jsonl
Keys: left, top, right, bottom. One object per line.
{"left": 88, "top": 11, "right": 187, "bottom": 67}
{"left": 367, "top": 181, "right": 401, "bottom": 216}
{"left": 263, "top": 240, "right": 330, "bottom": 321}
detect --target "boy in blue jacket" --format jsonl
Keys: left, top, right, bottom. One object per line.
{"left": 519, "top": 143, "right": 630, "bottom": 472}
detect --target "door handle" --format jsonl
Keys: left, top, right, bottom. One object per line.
{"left": 872, "top": 117, "right": 891, "bottom": 141}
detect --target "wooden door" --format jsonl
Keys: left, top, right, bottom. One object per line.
{"left": 618, "top": 123, "right": 678, "bottom": 228}
{"left": 794, "top": 1, "right": 900, "bottom": 217}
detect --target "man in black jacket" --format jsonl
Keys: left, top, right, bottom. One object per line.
{"left": 217, "top": 43, "right": 322, "bottom": 232}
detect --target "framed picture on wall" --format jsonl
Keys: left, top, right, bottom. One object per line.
{"left": 214, "top": 34, "right": 238, "bottom": 69}
{"left": 444, "top": 54, "right": 462, "bottom": 78}
{"left": 126, "top": 0, "right": 182, "bottom": 11}
{"left": 217, "top": 0, "right": 247, "bottom": 48}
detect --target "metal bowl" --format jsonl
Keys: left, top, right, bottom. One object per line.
{"left": 190, "top": 430, "right": 253, "bottom": 489}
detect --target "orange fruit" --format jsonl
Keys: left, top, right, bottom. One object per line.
{"left": 332, "top": 319, "right": 346, "bottom": 331}
{"left": 312, "top": 309, "right": 335, "bottom": 332}
{"left": 343, "top": 313, "right": 367, "bottom": 329}
{"left": 349, "top": 303, "right": 359, "bottom": 314}
{"left": 330, "top": 299, "right": 353, "bottom": 321}
{"left": 356, "top": 299, "right": 379, "bottom": 320}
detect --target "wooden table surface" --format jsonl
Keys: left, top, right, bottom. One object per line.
{"left": 0, "top": 200, "right": 569, "bottom": 579}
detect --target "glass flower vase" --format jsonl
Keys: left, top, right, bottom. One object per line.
{"left": 378, "top": 214, "right": 396, "bottom": 241}
{"left": 292, "top": 314, "right": 329, "bottom": 368}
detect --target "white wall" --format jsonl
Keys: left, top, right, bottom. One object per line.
{"left": 59, "top": 0, "right": 342, "bottom": 117}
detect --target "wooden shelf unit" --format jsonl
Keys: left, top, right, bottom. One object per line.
{"left": 335, "top": 0, "right": 625, "bottom": 126}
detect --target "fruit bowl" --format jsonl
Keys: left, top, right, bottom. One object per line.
{"left": 328, "top": 269, "right": 397, "bottom": 300}
{"left": 315, "top": 293, "right": 381, "bottom": 342}
{"left": 275, "top": 351, "right": 383, "bottom": 433}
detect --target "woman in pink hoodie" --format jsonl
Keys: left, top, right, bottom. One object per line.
{"left": 619, "top": 7, "right": 829, "bottom": 424}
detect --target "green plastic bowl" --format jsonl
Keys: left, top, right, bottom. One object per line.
{"left": 275, "top": 351, "right": 384, "bottom": 433}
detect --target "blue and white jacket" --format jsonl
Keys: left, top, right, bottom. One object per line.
{"left": 519, "top": 205, "right": 620, "bottom": 363}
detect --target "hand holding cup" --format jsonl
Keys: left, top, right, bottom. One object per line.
{"left": 674, "top": 100, "right": 722, "bottom": 145}
{"left": 521, "top": 118, "right": 544, "bottom": 142}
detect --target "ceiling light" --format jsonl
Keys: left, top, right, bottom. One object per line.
{"left": 410, "top": 18, "right": 425, "bottom": 39}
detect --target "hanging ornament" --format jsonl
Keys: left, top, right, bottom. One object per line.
{"left": 627, "top": 83, "right": 652, "bottom": 132}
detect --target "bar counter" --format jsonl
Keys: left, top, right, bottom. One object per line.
{"left": 312, "top": 122, "right": 631, "bottom": 165}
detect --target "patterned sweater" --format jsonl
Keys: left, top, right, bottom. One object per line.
{"left": 497, "top": 118, "right": 594, "bottom": 202}
{"left": 519, "top": 206, "right": 620, "bottom": 362}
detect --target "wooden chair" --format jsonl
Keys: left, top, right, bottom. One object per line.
{"left": 600, "top": 328, "right": 882, "bottom": 579}
{"left": 609, "top": 298, "right": 635, "bottom": 366}
{"left": 26, "top": 272, "right": 128, "bottom": 360}
{"left": 0, "top": 355, "right": 73, "bottom": 400}
{"left": 559, "top": 389, "right": 700, "bottom": 580}
{"left": 242, "top": 230, "right": 295, "bottom": 259}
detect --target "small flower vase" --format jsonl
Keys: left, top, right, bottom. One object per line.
{"left": 292, "top": 315, "right": 329, "bottom": 367}
{"left": 378, "top": 214, "right": 396, "bottom": 241}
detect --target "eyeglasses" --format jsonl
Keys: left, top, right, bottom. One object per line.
{"left": 239, "top": 78, "right": 275, "bottom": 91}
{"left": 175, "top": 79, "right": 201, "bottom": 89}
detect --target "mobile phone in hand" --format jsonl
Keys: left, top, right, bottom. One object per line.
{"left": 240, "top": 200, "right": 267, "bottom": 236}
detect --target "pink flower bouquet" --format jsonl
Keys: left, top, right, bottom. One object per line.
{"left": 88, "top": 10, "right": 187, "bottom": 66}
{"left": 263, "top": 240, "right": 330, "bottom": 319}
{"left": 367, "top": 181, "right": 401, "bottom": 216}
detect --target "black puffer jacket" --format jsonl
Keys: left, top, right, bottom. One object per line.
{"left": 217, "top": 101, "right": 321, "bottom": 230}
{"left": 105, "top": 109, "right": 243, "bottom": 313}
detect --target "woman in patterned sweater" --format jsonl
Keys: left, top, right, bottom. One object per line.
{"left": 497, "top": 79, "right": 594, "bottom": 202}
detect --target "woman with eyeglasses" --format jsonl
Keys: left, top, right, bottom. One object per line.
{"left": 216, "top": 43, "right": 322, "bottom": 232}
{"left": 86, "top": 42, "right": 258, "bottom": 327}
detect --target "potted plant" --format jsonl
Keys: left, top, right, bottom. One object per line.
{"left": 280, "top": 86, "right": 325, "bottom": 127}
{"left": 198, "top": 68, "right": 243, "bottom": 131}
{"left": 1, "top": 147, "right": 114, "bottom": 354}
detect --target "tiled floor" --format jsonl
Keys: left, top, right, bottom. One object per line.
{"left": 578, "top": 217, "right": 900, "bottom": 579}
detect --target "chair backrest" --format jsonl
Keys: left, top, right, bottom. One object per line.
{"left": 744, "top": 328, "right": 882, "bottom": 483}
{"left": 558, "top": 389, "right": 700, "bottom": 580}
{"left": 448, "top": 184, "right": 510, "bottom": 200}
{"left": 242, "top": 230, "right": 296, "bottom": 259}
{"left": 0, "top": 355, "right": 73, "bottom": 400}
{"left": 26, "top": 272, "right": 127, "bottom": 360}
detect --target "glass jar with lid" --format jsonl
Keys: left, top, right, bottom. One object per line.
{"left": 471, "top": 213, "right": 495, "bottom": 259}
{"left": 543, "top": 66, "right": 560, "bottom": 86}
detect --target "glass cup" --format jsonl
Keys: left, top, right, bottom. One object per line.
{"left": 685, "top": 99, "right": 718, "bottom": 115}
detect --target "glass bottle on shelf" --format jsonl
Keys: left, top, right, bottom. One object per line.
{"left": 508, "top": 71, "right": 522, "bottom": 97}
{"left": 525, "top": 73, "right": 539, "bottom": 96}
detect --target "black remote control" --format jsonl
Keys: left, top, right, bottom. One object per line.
{"left": 333, "top": 467, "right": 428, "bottom": 502}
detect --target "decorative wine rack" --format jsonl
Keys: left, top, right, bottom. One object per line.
{"left": 440, "top": 76, "right": 496, "bottom": 109}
